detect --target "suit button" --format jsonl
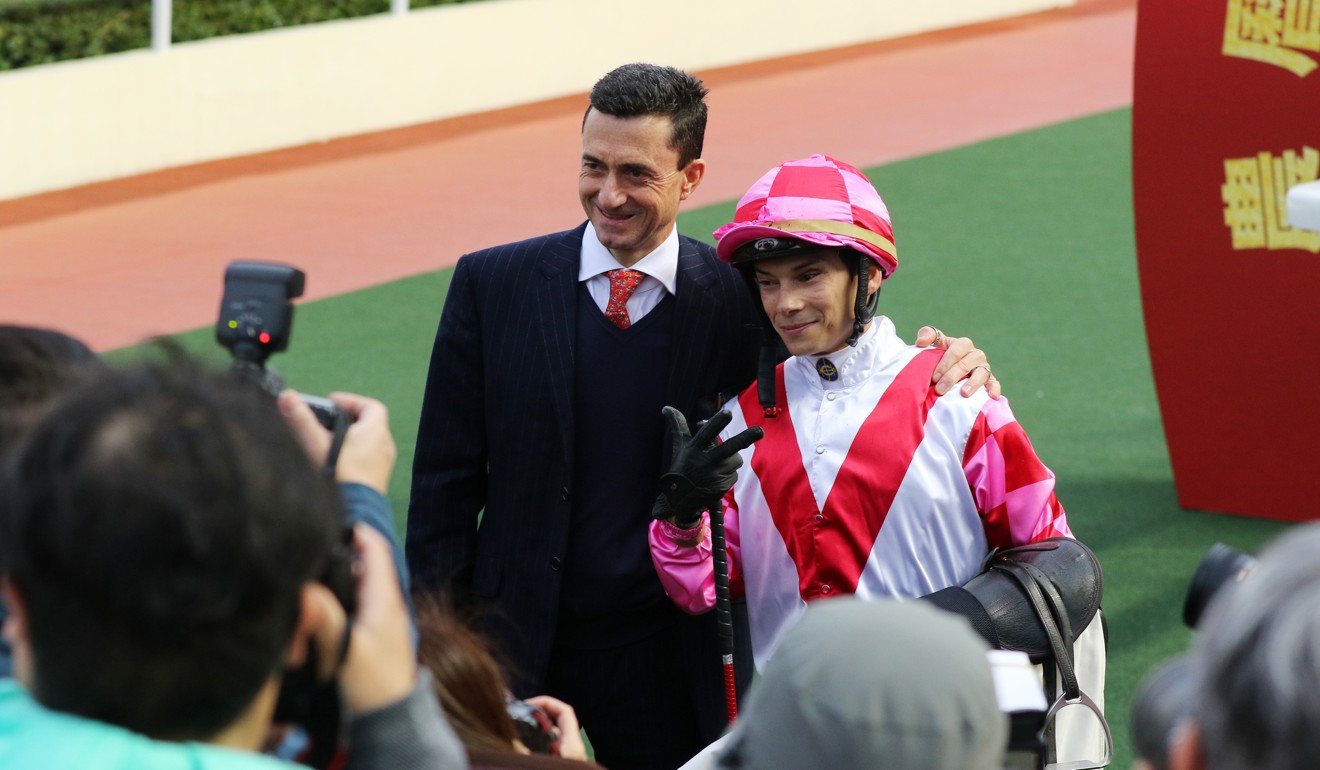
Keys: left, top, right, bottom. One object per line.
{"left": 820, "top": 584, "right": 832, "bottom": 595}
{"left": 560, "top": 487, "right": 570, "bottom": 501}
{"left": 550, "top": 557, "right": 562, "bottom": 572}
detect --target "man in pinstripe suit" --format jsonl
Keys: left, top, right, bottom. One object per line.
{"left": 406, "top": 63, "right": 995, "bottom": 769}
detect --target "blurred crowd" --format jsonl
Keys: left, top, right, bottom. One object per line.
{"left": 0, "top": 324, "right": 1314, "bottom": 770}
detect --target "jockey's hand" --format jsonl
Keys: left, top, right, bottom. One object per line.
{"left": 653, "top": 407, "right": 763, "bottom": 528}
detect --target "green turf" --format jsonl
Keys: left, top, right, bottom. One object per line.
{"left": 111, "top": 107, "right": 1289, "bottom": 766}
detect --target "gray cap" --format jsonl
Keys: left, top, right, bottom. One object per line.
{"left": 716, "top": 598, "right": 1007, "bottom": 770}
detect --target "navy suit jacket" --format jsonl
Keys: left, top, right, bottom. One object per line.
{"left": 407, "top": 223, "right": 759, "bottom": 694}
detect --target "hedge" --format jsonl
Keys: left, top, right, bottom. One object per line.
{"left": 0, "top": 0, "right": 478, "bottom": 71}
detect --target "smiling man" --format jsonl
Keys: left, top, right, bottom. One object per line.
{"left": 579, "top": 110, "right": 702, "bottom": 264}
{"left": 407, "top": 67, "right": 998, "bottom": 770}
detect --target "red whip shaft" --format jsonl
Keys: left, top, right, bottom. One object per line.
{"left": 722, "top": 656, "right": 738, "bottom": 721}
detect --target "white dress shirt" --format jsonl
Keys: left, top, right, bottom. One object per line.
{"left": 578, "top": 222, "right": 679, "bottom": 324}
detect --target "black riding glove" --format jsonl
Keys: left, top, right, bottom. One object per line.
{"left": 652, "top": 406, "right": 764, "bottom": 529}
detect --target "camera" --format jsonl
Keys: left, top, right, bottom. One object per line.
{"left": 215, "top": 261, "right": 342, "bottom": 430}
{"left": 213, "top": 259, "right": 356, "bottom": 613}
{"left": 505, "top": 695, "right": 561, "bottom": 756}
{"left": 214, "top": 260, "right": 356, "bottom": 768}
{"left": 1182, "top": 543, "right": 1259, "bottom": 629}
{"left": 216, "top": 261, "right": 302, "bottom": 364}
{"left": 1122, "top": 545, "right": 1259, "bottom": 769}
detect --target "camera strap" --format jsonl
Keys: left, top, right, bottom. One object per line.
{"left": 321, "top": 410, "right": 351, "bottom": 479}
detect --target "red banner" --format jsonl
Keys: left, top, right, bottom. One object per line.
{"left": 1133, "top": 0, "right": 1320, "bottom": 521}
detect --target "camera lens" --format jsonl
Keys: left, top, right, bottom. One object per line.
{"left": 1182, "top": 543, "right": 1258, "bottom": 628}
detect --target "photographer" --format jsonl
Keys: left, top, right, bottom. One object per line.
{"left": 414, "top": 599, "right": 596, "bottom": 768}
{"left": 1129, "top": 656, "right": 1195, "bottom": 770}
{"left": 0, "top": 360, "right": 465, "bottom": 769}
{"left": 0, "top": 325, "right": 104, "bottom": 680}
{"left": 1164, "top": 523, "right": 1320, "bottom": 770}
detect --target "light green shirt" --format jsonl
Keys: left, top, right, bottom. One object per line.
{"left": 0, "top": 680, "right": 295, "bottom": 770}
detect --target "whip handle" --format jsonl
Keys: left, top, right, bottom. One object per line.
{"left": 709, "top": 503, "right": 737, "bottom": 722}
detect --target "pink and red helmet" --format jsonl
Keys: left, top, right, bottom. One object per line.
{"left": 713, "top": 154, "right": 898, "bottom": 277}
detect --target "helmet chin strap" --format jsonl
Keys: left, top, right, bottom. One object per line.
{"left": 847, "top": 254, "right": 880, "bottom": 347}
{"left": 736, "top": 267, "right": 785, "bottom": 418}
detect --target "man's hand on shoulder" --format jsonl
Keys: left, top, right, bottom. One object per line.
{"left": 915, "top": 326, "right": 1002, "bottom": 400}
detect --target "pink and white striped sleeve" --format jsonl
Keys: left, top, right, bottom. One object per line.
{"left": 962, "top": 396, "right": 1072, "bottom": 548}
{"left": 648, "top": 492, "right": 743, "bottom": 615}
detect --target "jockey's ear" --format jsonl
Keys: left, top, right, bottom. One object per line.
{"left": 867, "top": 263, "right": 882, "bottom": 302}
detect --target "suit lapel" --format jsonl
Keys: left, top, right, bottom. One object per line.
{"left": 666, "top": 238, "right": 722, "bottom": 420}
{"left": 536, "top": 226, "right": 583, "bottom": 464}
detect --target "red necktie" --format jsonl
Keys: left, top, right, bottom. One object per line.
{"left": 604, "top": 269, "right": 645, "bottom": 329}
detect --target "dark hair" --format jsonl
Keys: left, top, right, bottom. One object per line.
{"left": 0, "top": 357, "right": 339, "bottom": 740}
{"left": 415, "top": 595, "right": 520, "bottom": 754}
{"left": 1191, "top": 523, "right": 1320, "bottom": 770}
{"left": 587, "top": 62, "right": 709, "bottom": 168}
{"left": 0, "top": 326, "right": 100, "bottom": 453}
{"left": 1130, "top": 655, "right": 1195, "bottom": 770}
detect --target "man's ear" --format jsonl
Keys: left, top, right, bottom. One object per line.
{"left": 679, "top": 158, "right": 706, "bottom": 201}
{"left": 1, "top": 577, "right": 27, "bottom": 647}
{"left": 2, "top": 577, "right": 35, "bottom": 686}
{"left": 1168, "top": 719, "right": 1207, "bottom": 770}
{"left": 285, "top": 583, "right": 346, "bottom": 681}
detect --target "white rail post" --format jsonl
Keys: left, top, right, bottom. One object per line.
{"left": 391, "top": 0, "right": 408, "bottom": 15}
{"left": 151, "top": 0, "right": 172, "bottom": 51}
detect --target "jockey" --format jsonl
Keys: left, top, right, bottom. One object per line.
{"left": 648, "top": 155, "right": 1106, "bottom": 765}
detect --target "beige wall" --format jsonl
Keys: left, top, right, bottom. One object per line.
{"left": 0, "top": 0, "right": 1071, "bottom": 201}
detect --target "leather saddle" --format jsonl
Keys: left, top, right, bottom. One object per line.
{"left": 924, "top": 537, "right": 1102, "bottom": 668}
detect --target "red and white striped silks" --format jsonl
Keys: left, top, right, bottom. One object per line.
{"left": 650, "top": 317, "right": 1073, "bottom": 670}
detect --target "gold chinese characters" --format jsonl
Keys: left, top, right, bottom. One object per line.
{"left": 1222, "top": 145, "right": 1320, "bottom": 252}
{"left": 1224, "top": 0, "right": 1320, "bottom": 76}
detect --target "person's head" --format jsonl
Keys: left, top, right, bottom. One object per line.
{"left": 415, "top": 596, "right": 520, "bottom": 754}
{"left": 715, "top": 154, "right": 898, "bottom": 356}
{"left": 0, "top": 358, "right": 340, "bottom": 742}
{"left": 580, "top": 63, "right": 709, "bottom": 265}
{"left": 0, "top": 325, "right": 100, "bottom": 453}
{"left": 1169, "top": 523, "right": 1320, "bottom": 770}
{"left": 1130, "top": 655, "right": 1196, "bottom": 770}
{"left": 740, "top": 247, "right": 880, "bottom": 358}
{"left": 716, "top": 598, "right": 1006, "bottom": 770}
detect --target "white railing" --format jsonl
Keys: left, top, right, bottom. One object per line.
{"left": 4, "top": 0, "right": 1073, "bottom": 201}
{"left": 151, "top": 0, "right": 171, "bottom": 51}
{"left": 148, "top": 0, "right": 409, "bottom": 50}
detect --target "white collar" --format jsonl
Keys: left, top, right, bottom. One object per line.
{"left": 794, "top": 317, "right": 906, "bottom": 390}
{"left": 578, "top": 222, "right": 679, "bottom": 295}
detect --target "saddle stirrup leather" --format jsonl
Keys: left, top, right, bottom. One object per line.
{"left": 922, "top": 537, "right": 1112, "bottom": 769}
